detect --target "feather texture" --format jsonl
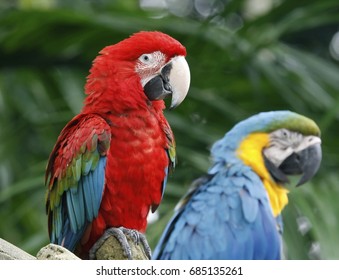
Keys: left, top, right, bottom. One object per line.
{"left": 153, "top": 111, "right": 320, "bottom": 260}
{"left": 45, "top": 31, "right": 187, "bottom": 258}
{"left": 46, "top": 114, "right": 110, "bottom": 251}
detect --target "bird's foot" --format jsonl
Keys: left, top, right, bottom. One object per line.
{"left": 120, "top": 227, "right": 152, "bottom": 259}
{"left": 89, "top": 227, "right": 151, "bottom": 260}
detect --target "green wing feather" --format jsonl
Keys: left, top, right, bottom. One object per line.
{"left": 45, "top": 114, "right": 111, "bottom": 249}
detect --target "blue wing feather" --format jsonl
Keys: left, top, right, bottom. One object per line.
{"left": 152, "top": 163, "right": 281, "bottom": 260}
{"left": 52, "top": 156, "right": 106, "bottom": 251}
{"left": 46, "top": 114, "right": 111, "bottom": 252}
{"left": 66, "top": 191, "right": 78, "bottom": 233}
{"left": 57, "top": 157, "right": 106, "bottom": 250}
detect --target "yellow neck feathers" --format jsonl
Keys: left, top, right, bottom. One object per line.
{"left": 236, "top": 133, "right": 289, "bottom": 217}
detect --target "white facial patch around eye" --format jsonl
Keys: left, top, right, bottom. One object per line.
{"left": 138, "top": 53, "right": 156, "bottom": 65}
{"left": 135, "top": 51, "right": 166, "bottom": 83}
{"left": 263, "top": 129, "right": 305, "bottom": 167}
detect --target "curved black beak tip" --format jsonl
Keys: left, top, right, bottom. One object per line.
{"left": 296, "top": 143, "right": 322, "bottom": 187}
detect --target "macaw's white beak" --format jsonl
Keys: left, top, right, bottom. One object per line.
{"left": 143, "top": 55, "right": 190, "bottom": 109}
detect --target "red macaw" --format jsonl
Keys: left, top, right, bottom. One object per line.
{"left": 45, "top": 31, "right": 190, "bottom": 259}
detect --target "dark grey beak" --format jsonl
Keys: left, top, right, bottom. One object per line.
{"left": 144, "top": 63, "right": 173, "bottom": 101}
{"left": 264, "top": 143, "right": 322, "bottom": 187}
{"left": 279, "top": 143, "right": 322, "bottom": 186}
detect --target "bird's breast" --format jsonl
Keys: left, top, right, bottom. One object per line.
{"left": 99, "top": 112, "right": 169, "bottom": 231}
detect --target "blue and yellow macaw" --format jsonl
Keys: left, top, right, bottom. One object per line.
{"left": 152, "top": 111, "right": 322, "bottom": 260}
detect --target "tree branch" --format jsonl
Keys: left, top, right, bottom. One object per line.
{"left": 0, "top": 235, "right": 149, "bottom": 260}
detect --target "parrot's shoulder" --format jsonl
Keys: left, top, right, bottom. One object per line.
{"left": 152, "top": 115, "right": 176, "bottom": 213}
{"left": 183, "top": 162, "right": 270, "bottom": 210}
{"left": 54, "top": 113, "right": 111, "bottom": 154}
{"left": 160, "top": 116, "right": 176, "bottom": 170}
{"left": 45, "top": 113, "right": 111, "bottom": 186}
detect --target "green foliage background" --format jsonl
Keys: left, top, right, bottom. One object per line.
{"left": 0, "top": 0, "right": 338, "bottom": 259}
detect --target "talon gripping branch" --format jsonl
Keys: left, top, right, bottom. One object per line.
{"left": 45, "top": 31, "right": 190, "bottom": 259}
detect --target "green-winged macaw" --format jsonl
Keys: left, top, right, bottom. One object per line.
{"left": 152, "top": 110, "right": 322, "bottom": 260}
{"left": 45, "top": 31, "right": 190, "bottom": 259}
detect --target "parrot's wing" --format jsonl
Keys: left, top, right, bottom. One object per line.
{"left": 45, "top": 114, "right": 111, "bottom": 251}
{"left": 152, "top": 164, "right": 281, "bottom": 260}
{"left": 151, "top": 119, "right": 176, "bottom": 212}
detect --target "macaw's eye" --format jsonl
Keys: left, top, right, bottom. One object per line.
{"left": 280, "top": 129, "right": 289, "bottom": 138}
{"left": 139, "top": 53, "right": 154, "bottom": 64}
